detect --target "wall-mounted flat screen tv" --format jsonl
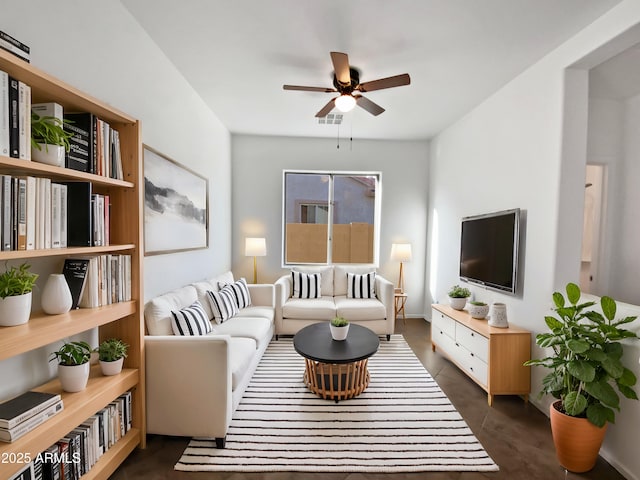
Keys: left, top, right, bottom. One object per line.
{"left": 459, "top": 208, "right": 520, "bottom": 295}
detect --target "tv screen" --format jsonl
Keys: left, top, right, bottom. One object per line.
{"left": 459, "top": 208, "right": 520, "bottom": 295}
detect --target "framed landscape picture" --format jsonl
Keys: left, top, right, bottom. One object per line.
{"left": 143, "top": 145, "right": 209, "bottom": 255}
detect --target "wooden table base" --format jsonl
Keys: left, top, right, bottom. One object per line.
{"left": 303, "top": 358, "right": 370, "bottom": 402}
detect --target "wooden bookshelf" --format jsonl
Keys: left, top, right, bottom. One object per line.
{"left": 0, "top": 48, "right": 144, "bottom": 480}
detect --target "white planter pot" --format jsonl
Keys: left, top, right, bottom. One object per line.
{"left": 32, "top": 143, "right": 65, "bottom": 167}
{"left": 449, "top": 296, "right": 468, "bottom": 311}
{"left": 58, "top": 362, "right": 90, "bottom": 392}
{"left": 330, "top": 323, "right": 350, "bottom": 341}
{"left": 468, "top": 303, "right": 490, "bottom": 319}
{"left": 0, "top": 292, "right": 32, "bottom": 326}
{"left": 100, "top": 357, "right": 124, "bottom": 376}
{"left": 41, "top": 274, "right": 73, "bottom": 315}
{"left": 488, "top": 303, "right": 509, "bottom": 328}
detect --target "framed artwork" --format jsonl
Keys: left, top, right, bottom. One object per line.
{"left": 143, "top": 145, "right": 209, "bottom": 255}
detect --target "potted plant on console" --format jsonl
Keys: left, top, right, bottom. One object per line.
{"left": 50, "top": 341, "right": 93, "bottom": 392}
{"left": 330, "top": 316, "right": 350, "bottom": 341}
{"left": 96, "top": 338, "right": 128, "bottom": 376}
{"left": 468, "top": 300, "right": 489, "bottom": 319}
{"left": 448, "top": 284, "right": 470, "bottom": 311}
{"left": 525, "top": 283, "right": 638, "bottom": 473}
{"left": 0, "top": 262, "right": 38, "bottom": 327}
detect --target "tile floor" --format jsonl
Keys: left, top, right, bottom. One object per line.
{"left": 112, "top": 318, "right": 625, "bottom": 479}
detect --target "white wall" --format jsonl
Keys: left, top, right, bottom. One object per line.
{"left": 0, "top": 1, "right": 231, "bottom": 399}
{"left": 428, "top": 2, "right": 640, "bottom": 478}
{"left": 231, "top": 134, "right": 429, "bottom": 317}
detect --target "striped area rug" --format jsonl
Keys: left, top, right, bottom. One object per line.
{"left": 175, "top": 335, "right": 499, "bottom": 472}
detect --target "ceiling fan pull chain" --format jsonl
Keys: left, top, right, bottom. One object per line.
{"left": 337, "top": 125, "right": 340, "bottom": 149}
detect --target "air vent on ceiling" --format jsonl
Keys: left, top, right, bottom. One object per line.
{"left": 318, "top": 113, "right": 343, "bottom": 125}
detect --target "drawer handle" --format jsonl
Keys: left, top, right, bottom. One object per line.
{"left": 470, "top": 353, "right": 474, "bottom": 357}
{"left": 455, "top": 343, "right": 460, "bottom": 347}
{"left": 471, "top": 332, "right": 474, "bottom": 337}
{"left": 470, "top": 367, "right": 474, "bottom": 371}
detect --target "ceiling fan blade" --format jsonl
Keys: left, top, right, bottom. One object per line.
{"left": 283, "top": 85, "right": 337, "bottom": 93}
{"left": 315, "top": 98, "right": 337, "bottom": 117}
{"left": 355, "top": 95, "right": 385, "bottom": 116}
{"left": 357, "top": 73, "right": 411, "bottom": 92}
{"left": 330, "top": 52, "right": 351, "bottom": 86}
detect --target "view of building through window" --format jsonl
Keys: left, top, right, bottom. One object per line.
{"left": 283, "top": 171, "right": 380, "bottom": 264}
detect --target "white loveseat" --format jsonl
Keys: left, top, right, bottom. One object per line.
{"left": 144, "top": 271, "right": 274, "bottom": 448}
{"left": 275, "top": 265, "right": 395, "bottom": 339}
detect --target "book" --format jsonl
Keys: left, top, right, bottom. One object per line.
{"left": 51, "top": 183, "right": 61, "bottom": 248}
{"left": 39, "top": 444, "right": 62, "bottom": 480}
{"left": 1, "top": 174, "right": 11, "bottom": 250}
{"left": 0, "top": 391, "right": 61, "bottom": 429}
{"left": 63, "top": 113, "right": 94, "bottom": 173}
{"left": 43, "top": 177, "right": 51, "bottom": 249}
{"left": 0, "top": 30, "right": 30, "bottom": 63}
{"left": 0, "top": 400, "right": 63, "bottom": 442}
{"left": 18, "top": 81, "right": 31, "bottom": 160}
{"left": 59, "top": 183, "right": 67, "bottom": 248}
{"left": 8, "top": 76, "right": 19, "bottom": 158}
{"left": 64, "top": 182, "right": 92, "bottom": 246}
{"left": 16, "top": 176, "right": 26, "bottom": 250}
{"left": 62, "top": 258, "right": 89, "bottom": 310}
{"left": 0, "top": 70, "right": 9, "bottom": 156}
{"left": 8, "top": 463, "right": 35, "bottom": 480}
{"left": 25, "top": 176, "right": 36, "bottom": 250}
{"left": 78, "top": 256, "right": 99, "bottom": 308}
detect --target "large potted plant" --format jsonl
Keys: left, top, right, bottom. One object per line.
{"left": 0, "top": 262, "right": 38, "bottom": 326}
{"left": 30, "top": 112, "right": 73, "bottom": 166}
{"left": 525, "top": 283, "right": 638, "bottom": 472}
{"left": 50, "top": 341, "right": 93, "bottom": 392}
{"left": 95, "top": 338, "right": 128, "bottom": 376}
{"left": 447, "top": 284, "right": 470, "bottom": 310}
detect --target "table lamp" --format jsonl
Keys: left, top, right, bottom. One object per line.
{"left": 245, "top": 237, "right": 267, "bottom": 284}
{"left": 390, "top": 243, "right": 412, "bottom": 293}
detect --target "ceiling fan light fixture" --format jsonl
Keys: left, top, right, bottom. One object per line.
{"left": 335, "top": 94, "right": 356, "bottom": 112}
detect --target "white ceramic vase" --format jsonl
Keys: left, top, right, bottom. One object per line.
{"left": 32, "top": 144, "right": 65, "bottom": 167}
{"left": 0, "top": 292, "right": 32, "bottom": 326}
{"left": 489, "top": 302, "right": 509, "bottom": 328}
{"left": 468, "top": 303, "right": 490, "bottom": 319}
{"left": 41, "top": 274, "right": 73, "bottom": 315}
{"left": 330, "top": 323, "right": 350, "bottom": 341}
{"left": 58, "top": 362, "right": 90, "bottom": 392}
{"left": 100, "top": 357, "right": 124, "bottom": 376}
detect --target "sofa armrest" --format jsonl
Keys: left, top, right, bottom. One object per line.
{"left": 274, "top": 274, "right": 291, "bottom": 328}
{"left": 376, "top": 275, "right": 395, "bottom": 322}
{"left": 145, "top": 335, "right": 232, "bottom": 438}
{"left": 248, "top": 283, "right": 274, "bottom": 307}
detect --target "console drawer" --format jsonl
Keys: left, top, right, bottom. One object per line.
{"left": 456, "top": 323, "right": 489, "bottom": 363}
{"left": 431, "top": 309, "right": 455, "bottom": 338}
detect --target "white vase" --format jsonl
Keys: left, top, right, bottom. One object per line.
{"left": 330, "top": 323, "right": 350, "bottom": 341}
{"left": 0, "top": 292, "right": 32, "bottom": 326}
{"left": 41, "top": 274, "right": 72, "bottom": 315}
{"left": 449, "top": 296, "right": 468, "bottom": 311}
{"left": 488, "top": 302, "right": 509, "bottom": 328}
{"left": 100, "top": 357, "right": 124, "bottom": 376}
{"left": 58, "top": 362, "right": 90, "bottom": 392}
{"left": 32, "top": 143, "right": 65, "bottom": 167}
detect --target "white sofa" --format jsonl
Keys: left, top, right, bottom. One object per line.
{"left": 275, "top": 265, "right": 395, "bottom": 339}
{"left": 144, "top": 271, "right": 274, "bottom": 448}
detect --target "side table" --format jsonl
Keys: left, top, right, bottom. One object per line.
{"left": 395, "top": 292, "right": 407, "bottom": 321}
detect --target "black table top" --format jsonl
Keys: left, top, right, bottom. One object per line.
{"left": 293, "top": 322, "right": 379, "bottom": 364}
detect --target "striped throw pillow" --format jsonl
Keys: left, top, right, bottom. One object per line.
{"left": 207, "top": 286, "right": 239, "bottom": 324}
{"left": 218, "top": 278, "right": 251, "bottom": 309}
{"left": 291, "top": 271, "right": 321, "bottom": 299}
{"left": 171, "top": 301, "right": 213, "bottom": 336}
{"left": 347, "top": 272, "right": 376, "bottom": 299}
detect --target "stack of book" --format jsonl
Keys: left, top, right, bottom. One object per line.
{"left": 0, "top": 391, "right": 63, "bottom": 443}
{"left": 0, "top": 30, "right": 29, "bottom": 63}
{"left": 0, "top": 69, "right": 31, "bottom": 160}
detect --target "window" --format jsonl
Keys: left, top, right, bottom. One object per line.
{"left": 283, "top": 171, "right": 381, "bottom": 265}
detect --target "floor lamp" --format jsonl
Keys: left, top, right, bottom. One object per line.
{"left": 390, "top": 243, "right": 412, "bottom": 293}
{"left": 245, "top": 237, "right": 267, "bottom": 284}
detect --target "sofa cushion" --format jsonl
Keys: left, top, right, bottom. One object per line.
{"left": 334, "top": 265, "right": 377, "bottom": 296}
{"left": 282, "top": 296, "right": 336, "bottom": 320}
{"left": 224, "top": 336, "right": 257, "bottom": 391}
{"left": 145, "top": 285, "right": 198, "bottom": 335}
{"left": 292, "top": 271, "right": 321, "bottom": 299}
{"left": 219, "top": 278, "right": 251, "bottom": 308}
{"left": 212, "top": 316, "right": 273, "bottom": 348}
{"left": 335, "top": 295, "right": 387, "bottom": 321}
{"left": 235, "top": 305, "right": 274, "bottom": 322}
{"left": 293, "top": 265, "right": 333, "bottom": 296}
{"left": 347, "top": 272, "right": 376, "bottom": 299}
{"left": 171, "top": 300, "right": 213, "bottom": 336}
{"left": 207, "top": 286, "right": 239, "bottom": 324}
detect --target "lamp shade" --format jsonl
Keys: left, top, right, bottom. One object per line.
{"left": 335, "top": 94, "right": 356, "bottom": 112}
{"left": 245, "top": 237, "right": 267, "bottom": 257}
{"left": 390, "top": 243, "right": 412, "bottom": 262}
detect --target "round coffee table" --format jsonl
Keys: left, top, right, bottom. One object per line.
{"left": 293, "top": 322, "right": 379, "bottom": 402}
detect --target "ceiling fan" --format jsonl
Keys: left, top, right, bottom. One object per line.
{"left": 283, "top": 52, "right": 410, "bottom": 117}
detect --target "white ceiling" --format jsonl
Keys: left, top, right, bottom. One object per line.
{"left": 121, "top": 0, "right": 621, "bottom": 140}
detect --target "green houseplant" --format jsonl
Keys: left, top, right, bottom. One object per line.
{"left": 0, "top": 262, "right": 39, "bottom": 326}
{"left": 330, "top": 316, "right": 350, "bottom": 341}
{"left": 95, "top": 338, "right": 129, "bottom": 376}
{"left": 525, "top": 283, "right": 638, "bottom": 472}
{"left": 30, "top": 112, "right": 73, "bottom": 166}
{"left": 50, "top": 341, "right": 93, "bottom": 392}
{"left": 448, "top": 284, "right": 471, "bottom": 310}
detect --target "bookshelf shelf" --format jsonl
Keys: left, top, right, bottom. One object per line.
{"left": 0, "top": 43, "right": 144, "bottom": 480}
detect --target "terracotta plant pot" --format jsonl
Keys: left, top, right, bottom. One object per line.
{"left": 549, "top": 400, "right": 608, "bottom": 473}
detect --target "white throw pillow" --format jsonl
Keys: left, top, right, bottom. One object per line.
{"left": 291, "top": 271, "right": 321, "bottom": 299}
{"left": 171, "top": 301, "right": 213, "bottom": 336}
{"left": 347, "top": 272, "right": 376, "bottom": 299}
{"left": 219, "top": 277, "right": 252, "bottom": 309}
{"left": 207, "top": 286, "right": 239, "bottom": 323}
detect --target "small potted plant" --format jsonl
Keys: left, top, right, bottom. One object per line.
{"left": 95, "top": 338, "right": 129, "bottom": 376}
{"left": 330, "top": 316, "right": 350, "bottom": 341}
{"left": 468, "top": 300, "right": 489, "bottom": 319}
{"left": 524, "top": 283, "right": 638, "bottom": 472}
{"left": 0, "top": 262, "right": 39, "bottom": 326}
{"left": 30, "top": 112, "right": 73, "bottom": 167}
{"left": 448, "top": 284, "right": 471, "bottom": 310}
{"left": 50, "top": 341, "right": 93, "bottom": 392}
